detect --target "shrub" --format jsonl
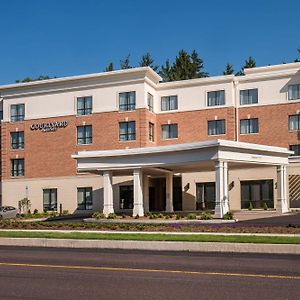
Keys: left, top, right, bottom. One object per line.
{"left": 187, "top": 213, "right": 197, "bottom": 220}
{"left": 107, "top": 213, "right": 117, "bottom": 219}
{"left": 33, "top": 209, "right": 38, "bottom": 215}
{"left": 122, "top": 214, "right": 127, "bottom": 219}
{"left": 158, "top": 213, "right": 164, "bottom": 219}
{"left": 144, "top": 212, "right": 151, "bottom": 217}
{"left": 176, "top": 214, "right": 181, "bottom": 220}
{"left": 263, "top": 202, "right": 268, "bottom": 210}
{"left": 248, "top": 202, "right": 253, "bottom": 211}
{"left": 134, "top": 214, "right": 139, "bottom": 219}
{"left": 165, "top": 215, "right": 170, "bottom": 219}
{"left": 200, "top": 212, "right": 213, "bottom": 220}
{"left": 27, "top": 209, "right": 31, "bottom": 214}
{"left": 223, "top": 211, "right": 234, "bottom": 220}
{"left": 62, "top": 210, "right": 69, "bottom": 215}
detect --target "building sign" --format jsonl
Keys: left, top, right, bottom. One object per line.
{"left": 30, "top": 121, "right": 68, "bottom": 132}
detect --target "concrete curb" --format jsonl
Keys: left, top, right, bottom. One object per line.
{"left": 0, "top": 238, "right": 299, "bottom": 254}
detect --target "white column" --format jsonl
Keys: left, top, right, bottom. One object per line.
{"left": 214, "top": 161, "right": 229, "bottom": 218}
{"left": 143, "top": 174, "right": 149, "bottom": 213}
{"left": 165, "top": 173, "right": 173, "bottom": 212}
{"left": 103, "top": 170, "right": 114, "bottom": 216}
{"left": 133, "top": 168, "right": 144, "bottom": 217}
{"left": 276, "top": 165, "right": 289, "bottom": 214}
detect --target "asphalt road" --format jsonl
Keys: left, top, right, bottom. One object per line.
{"left": 0, "top": 247, "right": 299, "bottom": 300}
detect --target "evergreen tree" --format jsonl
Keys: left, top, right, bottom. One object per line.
{"left": 139, "top": 53, "right": 158, "bottom": 71}
{"left": 236, "top": 56, "right": 256, "bottom": 76}
{"left": 190, "top": 50, "right": 208, "bottom": 78}
{"left": 105, "top": 62, "right": 114, "bottom": 72}
{"left": 120, "top": 54, "right": 132, "bottom": 69}
{"left": 223, "top": 63, "right": 234, "bottom": 75}
{"left": 159, "top": 59, "right": 173, "bottom": 82}
{"left": 16, "top": 75, "right": 52, "bottom": 83}
{"left": 294, "top": 48, "right": 300, "bottom": 62}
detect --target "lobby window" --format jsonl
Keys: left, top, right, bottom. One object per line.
{"left": 10, "top": 104, "right": 25, "bottom": 122}
{"left": 77, "top": 125, "right": 92, "bottom": 144}
{"left": 161, "top": 95, "right": 178, "bottom": 111}
{"left": 161, "top": 124, "right": 178, "bottom": 139}
{"left": 77, "top": 96, "right": 92, "bottom": 115}
{"left": 208, "top": 120, "right": 226, "bottom": 135}
{"left": 43, "top": 189, "right": 57, "bottom": 211}
{"left": 120, "top": 185, "right": 133, "bottom": 209}
{"left": 11, "top": 131, "right": 24, "bottom": 149}
{"left": 119, "top": 92, "right": 136, "bottom": 111}
{"left": 288, "top": 84, "right": 300, "bottom": 100}
{"left": 77, "top": 187, "right": 93, "bottom": 210}
{"left": 289, "top": 115, "right": 300, "bottom": 131}
{"left": 11, "top": 159, "right": 24, "bottom": 177}
{"left": 289, "top": 144, "right": 300, "bottom": 156}
{"left": 149, "top": 122, "right": 155, "bottom": 142}
{"left": 147, "top": 93, "right": 154, "bottom": 112}
{"left": 119, "top": 121, "right": 136, "bottom": 141}
{"left": 207, "top": 90, "right": 225, "bottom": 106}
{"left": 240, "top": 118, "right": 259, "bottom": 134}
{"left": 240, "top": 89, "right": 258, "bottom": 105}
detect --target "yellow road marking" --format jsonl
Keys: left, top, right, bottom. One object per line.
{"left": 0, "top": 262, "right": 299, "bottom": 280}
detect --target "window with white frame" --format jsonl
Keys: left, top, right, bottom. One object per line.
{"left": 240, "top": 89, "right": 258, "bottom": 105}
{"left": 77, "top": 96, "right": 92, "bottom": 115}
{"left": 77, "top": 125, "right": 92, "bottom": 144}
{"left": 207, "top": 90, "right": 225, "bottom": 106}
{"left": 161, "top": 96, "right": 178, "bottom": 111}
{"left": 149, "top": 122, "right": 154, "bottom": 142}
{"left": 11, "top": 131, "right": 24, "bottom": 149}
{"left": 289, "top": 115, "right": 300, "bottom": 131}
{"left": 208, "top": 120, "right": 225, "bottom": 135}
{"left": 43, "top": 189, "right": 57, "bottom": 211}
{"left": 119, "top": 92, "right": 136, "bottom": 111}
{"left": 77, "top": 187, "right": 93, "bottom": 210}
{"left": 147, "top": 93, "right": 154, "bottom": 112}
{"left": 10, "top": 104, "right": 25, "bottom": 122}
{"left": 161, "top": 124, "right": 178, "bottom": 139}
{"left": 289, "top": 144, "right": 300, "bottom": 156}
{"left": 11, "top": 159, "right": 24, "bottom": 177}
{"left": 240, "top": 118, "right": 259, "bottom": 134}
{"left": 119, "top": 121, "right": 136, "bottom": 141}
{"left": 288, "top": 84, "right": 300, "bottom": 100}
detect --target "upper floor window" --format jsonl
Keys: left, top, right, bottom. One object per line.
{"left": 208, "top": 119, "right": 225, "bottom": 135}
{"left": 207, "top": 90, "right": 225, "bottom": 106}
{"left": 77, "top": 125, "right": 92, "bottom": 144}
{"left": 161, "top": 124, "right": 178, "bottom": 139}
{"left": 149, "top": 122, "right": 154, "bottom": 142}
{"left": 77, "top": 96, "right": 92, "bottom": 115}
{"left": 240, "top": 89, "right": 258, "bottom": 105}
{"left": 11, "top": 131, "right": 24, "bottom": 149}
{"left": 289, "top": 115, "right": 300, "bottom": 131}
{"left": 10, "top": 104, "right": 25, "bottom": 122}
{"left": 161, "top": 95, "right": 178, "bottom": 111}
{"left": 289, "top": 144, "right": 300, "bottom": 156}
{"left": 11, "top": 158, "right": 24, "bottom": 177}
{"left": 119, "top": 92, "right": 136, "bottom": 111}
{"left": 0, "top": 110, "right": 3, "bottom": 121}
{"left": 119, "top": 121, "right": 136, "bottom": 141}
{"left": 147, "top": 93, "right": 154, "bottom": 112}
{"left": 288, "top": 84, "right": 300, "bottom": 100}
{"left": 240, "top": 118, "right": 259, "bottom": 134}
{"left": 43, "top": 189, "right": 57, "bottom": 211}
{"left": 77, "top": 187, "right": 93, "bottom": 210}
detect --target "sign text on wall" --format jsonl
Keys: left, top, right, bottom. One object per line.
{"left": 30, "top": 121, "right": 68, "bottom": 132}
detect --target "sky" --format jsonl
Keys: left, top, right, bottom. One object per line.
{"left": 0, "top": 0, "right": 299, "bottom": 85}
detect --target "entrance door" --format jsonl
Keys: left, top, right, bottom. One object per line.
{"left": 196, "top": 182, "right": 216, "bottom": 210}
{"left": 149, "top": 187, "right": 156, "bottom": 211}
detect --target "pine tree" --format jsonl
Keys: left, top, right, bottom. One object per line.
{"left": 120, "top": 54, "right": 132, "bottom": 69}
{"left": 294, "top": 48, "right": 300, "bottom": 62}
{"left": 159, "top": 59, "right": 173, "bottom": 82}
{"left": 190, "top": 50, "right": 208, "bottom": 78}
{"left": 236, "top": 56, "right": 256, "bottom": 76}
{"left": 105, "top": 62, "right": 114, "bottom": 72}
{"left": 223, "top": 63, "right": 234, "bottom": 75}
{"left": 139, "top": 53, "right": 158, "bottom": 71}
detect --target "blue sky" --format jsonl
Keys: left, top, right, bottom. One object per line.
{"left": 0, "top": 0, "right": 299, "bottom": 84}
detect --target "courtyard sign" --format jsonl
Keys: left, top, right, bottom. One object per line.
{"left": 30, "top": 121, "right": 68, "bottom": 132}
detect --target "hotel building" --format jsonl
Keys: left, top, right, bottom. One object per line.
{"left": 0, "top": 62, "right": 299, "bottom": 217}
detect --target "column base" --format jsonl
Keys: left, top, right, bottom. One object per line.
{"left": 133, "top": 205, "right": 144, "bottom": 217}
{"left": 103, "top": 206, "right": 114, "bottom": 217}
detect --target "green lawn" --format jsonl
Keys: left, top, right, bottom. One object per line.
{"left": 0, "top": 231, "right": 299, "bottom": 244}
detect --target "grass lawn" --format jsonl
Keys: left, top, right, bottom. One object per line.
{"left": 0, "top": 231, "right": 299, "bottom": 244}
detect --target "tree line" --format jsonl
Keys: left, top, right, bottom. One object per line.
{"left": 15, "top": 48, "right": 300, "bottom": 83}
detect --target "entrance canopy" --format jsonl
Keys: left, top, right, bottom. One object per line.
{"left": 72, "top": 140, "right": 292, "bottom": 217}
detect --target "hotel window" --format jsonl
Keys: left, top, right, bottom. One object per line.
{"left": 77, "top": 187, "right": 93, "bottom": 210}
{"left": 0, "top": 110, "right": 3, "bottom": 120}
{"left": 161, "top": 95, "right": 178, "bottom": 111}
{"left": 11, "top": 131, "right": 24, "bottom": 149}
{"left": 11, "top": 159, "right": 24, "bottom": 177}
{"left": 289, "top": 144, "right": 300, "bottom": 156}
{"left": 207, "top": 90, "right": 225, "bottom": 106}
{"left": 147, "top": 93, "right": 154, "bottom": 112}
{"left": 77, "top": 96, "right": 92, "bottom": 115}
{"left": 289, "top": 115, "right": 300, "bottom": 131}
{"left": 77, "top": 125, "right": 92, "bottom": 144}
{"left": 149, "top": 122, "right": 154, "bottom": 142}
{"left": 10, "top": 104, "right": 25, "bottom": 122}
{"left": 208, "top": 120, "right": 225, "bottom": 135}
{"left": 240, "top": 89, "right": 258, "bottom": 105}
{"left": 119, "top": 121, "right": 136, "bottom": 141}
{"left": 119, "top": 91, "right": 136, "bottom": 111}
{"left": 161, "top": 124, "right": 178, "bottom": 139}
{"left": 288, "top": 84, "right": 300, "bottom": 100}
{"left": 240, "top": 118, "right": 259, "bottom": 134}
{"left": 43, "top": 189, "right": 57, "bottom": 211}
{"left": 119, "top": 185, "right": 133, "bottom": 209}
